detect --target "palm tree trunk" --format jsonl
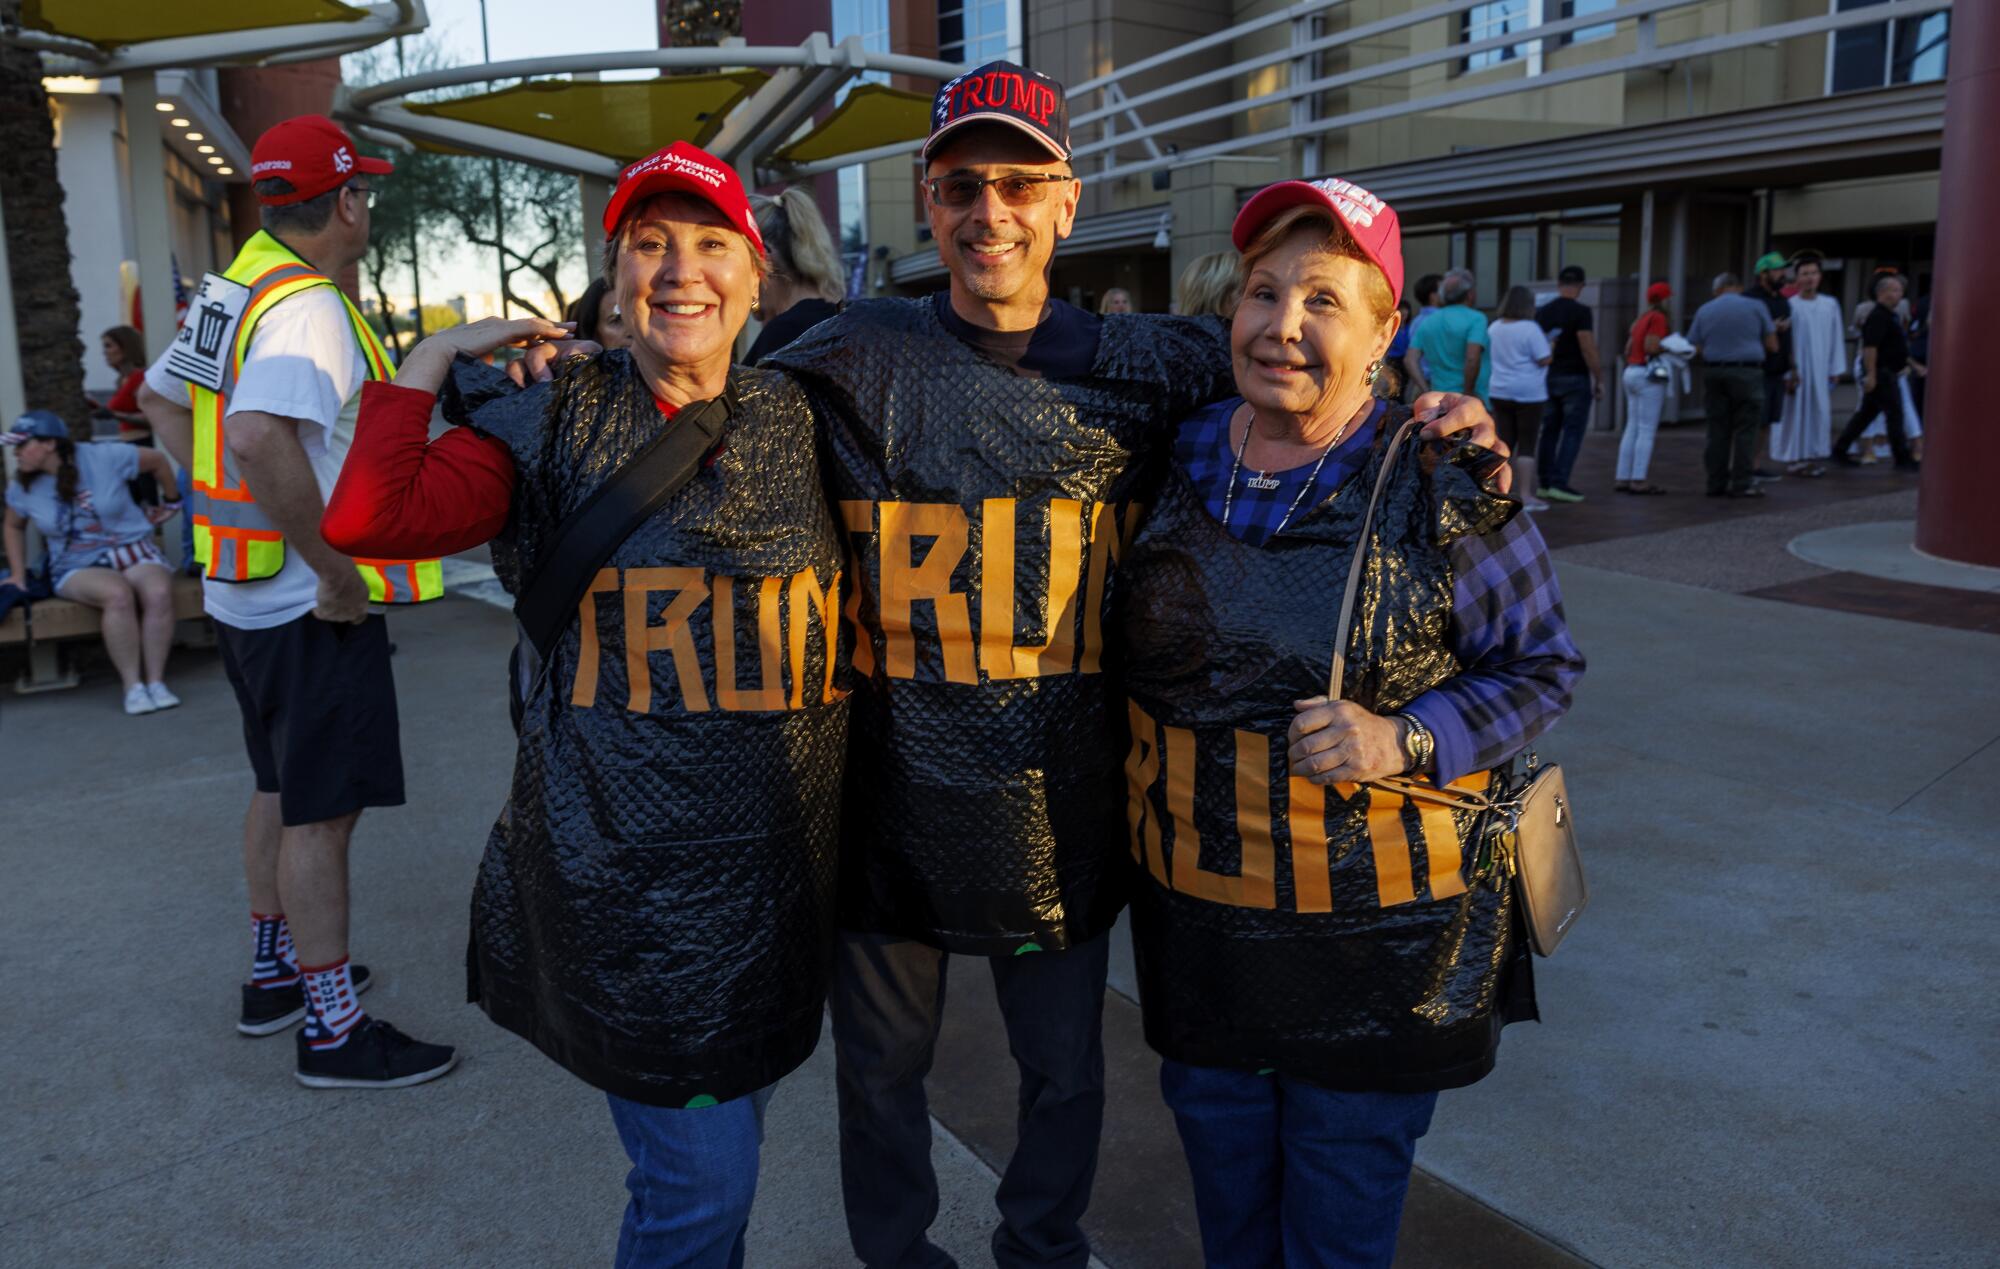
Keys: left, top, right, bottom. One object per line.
{"left": 0, "top": 0, "right": 87, "bottom": 439}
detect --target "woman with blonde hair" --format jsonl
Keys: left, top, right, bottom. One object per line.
{"left": 1176, "top": 250, "right": 1243, "bottom": 320}
{"left": 746, "top": 185, "right": 847, "bottom": 363}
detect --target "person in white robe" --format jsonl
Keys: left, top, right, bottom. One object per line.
{"left": 1774, "top": 257, "right": 1844, "bottom": 474}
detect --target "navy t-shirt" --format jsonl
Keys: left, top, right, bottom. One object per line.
{"left": 931, "top": 291, "right": 1101, "bottom": 379}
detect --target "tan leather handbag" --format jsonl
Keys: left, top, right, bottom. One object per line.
{"left": 1324, "top": 417, "right": 1588, "bottom": 956}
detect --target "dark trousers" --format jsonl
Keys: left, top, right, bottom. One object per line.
{"left": 1702, "top": 366, "right": 1765, "bottom": 494}
{"left": 1534, "top": 372, "right": 1594, "bottom": 491}
{"left": 830, "top": 929, "right": 1111, "bottom": 1269}
{"left": 1833, "top": 375, "right": 1916, "bottom": 468}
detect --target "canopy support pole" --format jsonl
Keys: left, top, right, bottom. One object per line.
{"left": 0, "top": 189, "right": 24, "bottom": 428}
{"left": 123, "top": 72, "right": 181, "bottom": 360}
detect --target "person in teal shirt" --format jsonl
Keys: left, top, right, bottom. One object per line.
{"left": 1407, "top": 268, "right": 1490, "bottom": 402}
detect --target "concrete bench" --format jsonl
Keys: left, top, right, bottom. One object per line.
{"left": 0, "top": 573, "right": 210, "bottom": 693}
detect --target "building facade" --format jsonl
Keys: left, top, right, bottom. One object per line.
{"left": 755, "top": 0, "right": 1947, "bottom": 408}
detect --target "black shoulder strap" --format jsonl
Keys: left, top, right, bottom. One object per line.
{"left": 513, "top": 389, "right": 731, "bottom": 660}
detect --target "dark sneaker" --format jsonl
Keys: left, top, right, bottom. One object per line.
{"left": 294, "top": 1018, "right": 458, "bottom": 1090}
{"left": 238, "top": 964, "right": 373, "bottom": 1037}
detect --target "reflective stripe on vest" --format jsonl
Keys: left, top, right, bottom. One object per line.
{"left": 187, "top": 231, "right": 440, "bottom": 602}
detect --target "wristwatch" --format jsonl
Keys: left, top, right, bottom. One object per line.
{"left": 1394, "top": 711, "right": 1434, "bottom": 775}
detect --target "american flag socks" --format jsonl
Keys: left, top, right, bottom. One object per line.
{"left": 300, "top": 957, "right": 367, "bottom": 1049}
{"left": 249, "top": 912, "right": 300, "bottom": 988}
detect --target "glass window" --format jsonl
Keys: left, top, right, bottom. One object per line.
{"left": 1558, "top": 0, "right": 1615, "bottom": 47}
{"left": 1828, "top": 0, "right": 1946, "bottom": 94}
{"left": 1891, "top": 12, "right": 1949, "bottom": 84}
{"left": 1829, "top": 0, "right": 1890, "bottom": 93}
{"left": 1462, "top": 1, "right": 1535, "bottom": 73}
{"left": 939, "top": 0, "right": 1020, "bottom": 64}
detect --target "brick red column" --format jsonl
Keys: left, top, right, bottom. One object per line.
{"left": 1915, "top": 1, "right": 2000, "bottom": 567}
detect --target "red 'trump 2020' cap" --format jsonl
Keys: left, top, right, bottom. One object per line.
{"left": 250, "top": 115, "right": 392, "bottom": 205}
{"left": 1232, "top": 177, "right": 1405, "bottom": 302}
{"left": 600, "top": 141, "right": 765, "bottom": 255}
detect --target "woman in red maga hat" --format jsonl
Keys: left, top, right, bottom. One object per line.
{"left": 324, "top": 142, "right": 844, "bottom": 1267}
{"left": 1111, "top": 178, "right": 1584, "bottom": 1267}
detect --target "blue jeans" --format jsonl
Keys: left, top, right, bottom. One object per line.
{"left": 1160, "top": 1060, "right": 1438, "bottom": 1269}
{"left": 605, "top": 1087, "right": 772, "bottom": 1269}
{"left": 1535, "top": 372, "right": 1596, "bottom": 491}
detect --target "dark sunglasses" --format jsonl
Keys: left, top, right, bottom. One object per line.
{"left": 924, "top": 173, "right": 1075, "bottom": 209}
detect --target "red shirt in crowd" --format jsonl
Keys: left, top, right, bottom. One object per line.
{"left": 1626, "top": 309, "right": 1668, "bottom": 366}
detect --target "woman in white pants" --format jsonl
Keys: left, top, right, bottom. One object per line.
{"left": 1616, "top": 282, "right": 1673, "bottom": 494}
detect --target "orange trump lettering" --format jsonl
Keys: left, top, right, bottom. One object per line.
{"left": 622, "top": 567, "right": 711, "bottom": 714}
{"left": 879, "top": 502, "right": 976, "bottom": 684}
{"left": 714, "top": 575, "right": 786, "bottom": 712}
{"left": 838, "top": 501, "right": 878, "bottom": 679}
{"left": 1079, "top": 501, "right": 1143, "bottom": 673}
{"left": 570, "top": 567, "right": 621, "bottom": 708}
{"left": 1125, "top": 700, "right": 1168, "bottom": 885}
{"left": 788, "top": 566, "right": 842, "bottom": 709}
{"left": 980, "top": 498, "right": 1085, "bottom": 679}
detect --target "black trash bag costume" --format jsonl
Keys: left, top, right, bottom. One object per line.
{"left": 768, "top": 300, "right": 1232, "bottom": 954}
{"left": 443, "top": 352, "right": 848, "bottom": 1107}
{"left": 1113, "top": 407, "right": 1538, "bottom": 1092}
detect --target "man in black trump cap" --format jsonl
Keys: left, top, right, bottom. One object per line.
{"left": 767, "top": 61, "right": 1501, "bottom": 1267}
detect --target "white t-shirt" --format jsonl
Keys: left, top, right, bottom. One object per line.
{"left": 145, "top": 287, "right": 369, "bottom": 630}
{"left": 1485, "top": 318, "right": 1553, "bottom": 403}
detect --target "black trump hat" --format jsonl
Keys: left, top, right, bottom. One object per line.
{"left": 925, "top": 61, "right": 1071, "bottom": 163}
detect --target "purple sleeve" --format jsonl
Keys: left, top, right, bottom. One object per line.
{"left": 1401, "top": 513, "right": 1584, "bottom": 784}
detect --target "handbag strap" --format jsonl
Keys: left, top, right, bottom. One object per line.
{"left": 514, "top": 388, "right": 731, "bottom": 661}
{"left": 1327, "top": 414, "right": 1423, "bottom": 701}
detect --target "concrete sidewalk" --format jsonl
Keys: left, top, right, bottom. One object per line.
{"left": 1, "top": 554, "right": 1994, "bottom": 1266}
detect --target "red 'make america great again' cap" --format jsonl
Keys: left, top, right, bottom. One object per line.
{"left": 250, "top": 115, "right": 392, "bottom": 206}
{"left": 1233, "top": 177, "right": 1404, "bottom": 302}
{"left": 925, "top": 61, "right": 1071, "bottom": 163}
{"left": 600, "top": 141, "right": 765, "bottom": 255}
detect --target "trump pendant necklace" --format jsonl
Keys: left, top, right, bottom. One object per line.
{"left": 1222, "top": 407, "right": 1350, "bottom": 533}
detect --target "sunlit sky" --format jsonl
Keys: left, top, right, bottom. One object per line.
{"left": 345, "top": 0, "right": 664, "bottom": 307}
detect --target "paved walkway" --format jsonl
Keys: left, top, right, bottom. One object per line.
{"left": 2, "top": 459, "right": 1993, "bottom": 1265}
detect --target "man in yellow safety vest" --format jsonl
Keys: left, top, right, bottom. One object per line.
{"left": 140, "top": 115, "right": 456, "bottom": 1091}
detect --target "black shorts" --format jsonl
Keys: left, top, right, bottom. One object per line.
{"left": 1490, "top": 397, "right": 1545, "bottom": 456}
{"left": 216, "top": 613, "right": 405, "bottom": 827}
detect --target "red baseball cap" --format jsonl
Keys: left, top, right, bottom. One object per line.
{"left": 1232, "top": 177, "right": 1404, "bottom": 303}
{"left": 601, "top": 142, "right": 765, "bottom": 255}
{"left": 1647, "top": 282, "right": 1673, "bottom": 302}
{"left": 250, "top": 115, "right": 392, "bottom": 205}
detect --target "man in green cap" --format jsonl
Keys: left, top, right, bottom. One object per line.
{"left": 1745, "top": 251, "right": 1794, "bottom": 481}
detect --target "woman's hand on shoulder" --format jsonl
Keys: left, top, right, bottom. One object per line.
{"left": 1287, "top": 697, "right": 1408, "bottom": 786}
{"left": 1410, "top": 391, "right": 1512, "bottom": 493}
{"left": 395, "top": 317, "right": 576, "bottom": 395}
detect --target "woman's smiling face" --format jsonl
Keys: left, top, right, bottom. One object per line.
{"left": 1231, "top": 227, "right": 1397, "bottom": 429}
{"left": 616, "top": 192, "right": 760, "bottom": 378}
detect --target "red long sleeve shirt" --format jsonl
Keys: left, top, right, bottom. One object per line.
{"left": 325, "top": 378, "right": 691, "bottom": 562}
{"left": 322, "top": 381, "right": 519, "bottom": 559}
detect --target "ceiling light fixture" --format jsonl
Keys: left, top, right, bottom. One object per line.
{"left": 217, "top": 167, "right": 234, "bottom": 175}
{"left": 185, "top": 131, "right": 203, "bottom": 141}
{"left": 154, "top": 101, "right": 173, "bottom": 112}
{"left": 206, "top": 156, "right": 223, "bottom": 165}
{"left": 170, "top": 117, "right": 190, "bottom": 128}
{"left": 197, "top": 145, "right": 214, "bottom": 154}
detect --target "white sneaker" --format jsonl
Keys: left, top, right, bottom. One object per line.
{"left": 124, "top": 683, "right": 158, "bottom": 715}
{"left": 146, "top": 682, "right": 181, "bottom": 710}
{"left": 1524, "top": 498, "right": 1551, "bottom": 513}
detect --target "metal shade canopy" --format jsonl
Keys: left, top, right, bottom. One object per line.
{"left": 768, "top": 82, "right": 932, "bottom": 166}
{"left": 405, "top": 72, "right": 768, "bottom": 165}
{"left": 18, "top": 0, "right": 370, "bottom": 50}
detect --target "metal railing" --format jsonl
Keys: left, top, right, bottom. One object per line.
{"left": 1061, "top": 0, "right": 1953, "bottom": 185}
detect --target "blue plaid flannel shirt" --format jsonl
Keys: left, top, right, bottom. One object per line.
{"left": 1174, "top": 397, "right": 1583, "bottom": 783}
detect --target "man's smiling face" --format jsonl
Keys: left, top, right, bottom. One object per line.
{"left": 925, "top": 126, "right": 1079, "bottom": 316}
